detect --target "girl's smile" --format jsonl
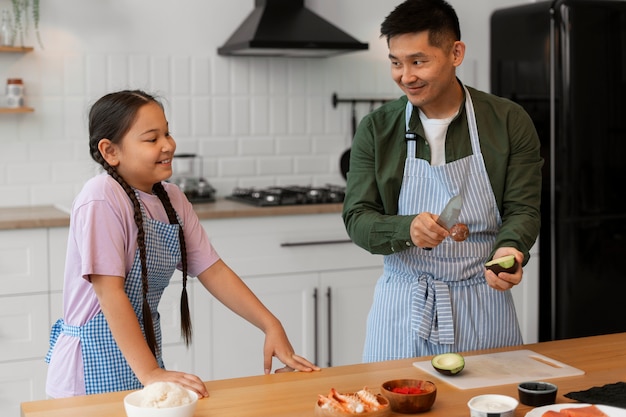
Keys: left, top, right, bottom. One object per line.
{"left": 99, "top": 101, "right": 176, "bottom": 193}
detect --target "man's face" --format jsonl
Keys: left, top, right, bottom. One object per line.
{"left": 388, "top": 31, "right": 464, "bottom": 118}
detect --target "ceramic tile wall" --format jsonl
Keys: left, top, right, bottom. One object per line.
{"left": 0, "top": 0, "right": 525, "bottom": 209}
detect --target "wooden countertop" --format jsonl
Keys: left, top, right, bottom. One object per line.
{"left": 0, "top": 205, "right": 71, "bottom": 229}
{"left": 0, "top": 200, "right": 343, "bottom": 230}
{"left": 20, "top": 333, "right": 626, "bottom": 417}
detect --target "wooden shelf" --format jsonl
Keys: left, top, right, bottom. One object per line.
{"left": 0, "top": 46, "right": 34, "bottom": 53}
{"left": 0, "top": 107, "right": 34, "bottom": 113}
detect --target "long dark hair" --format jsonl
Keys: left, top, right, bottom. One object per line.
{"left": 88, "top": 90, "right": 192, "bottom": 356}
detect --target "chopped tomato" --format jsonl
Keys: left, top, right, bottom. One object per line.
{"left": 391, "top": 386, "right": 422, "bottom": 394}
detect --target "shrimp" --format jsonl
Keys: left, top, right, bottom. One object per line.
{"left": 329, "top": 388, "right": 364, "bottom": 413}
{"left": 318, "top": 394, "right": 348, "bottom": 413}
{"left": 356, "top": 387, "right": 383, "bottom": 411}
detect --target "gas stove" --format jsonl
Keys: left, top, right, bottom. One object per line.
{"left": 227, "top": 185, "right": 345, "bottom": 207}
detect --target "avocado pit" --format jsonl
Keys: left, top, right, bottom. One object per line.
{"left": 449, "top": 223, "right": 469, "bottom": 242}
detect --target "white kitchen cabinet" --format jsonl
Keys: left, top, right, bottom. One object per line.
{"left": 318, "top": 268, "right": 380, "bottom": 368}
{"left": 192, "top": 267, "right": 382, "bottom": 381}
{"left": 0, "top": 293, "right": 49, "bottom": 369}
{"left": 192, "top": 214, "right": 383, "bottom": 381}
{"left": 193, "top": 271, "right": 318, "bottom": 381}
{"left": 0, "top": 228, "right": 48, "bottom": 296}
{"left": 0, "top": 228, "right": 53, "bottom": 416}
{"left": 0, "top": 359, "right": 47, "bottom": 417}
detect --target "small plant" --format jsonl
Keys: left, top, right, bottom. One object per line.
{"left": 11, "top": 0, "right": 42, "bottom": 48}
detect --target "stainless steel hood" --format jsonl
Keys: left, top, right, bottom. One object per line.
{"left": 217, "top": 0, "right": 368, "bottom": 58}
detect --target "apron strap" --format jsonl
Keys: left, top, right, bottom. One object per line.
{"left": 412, "top": 274, "right": 454, "bottom": 344}
{"left": 462, "top": 85, "right": 482, "bottom": 156}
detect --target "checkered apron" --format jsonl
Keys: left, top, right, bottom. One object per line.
{"left": 46, "top": 194, "right": 181, "bottom": 394}
{"left": 362, "top": 85, "right": 522, "bottom": 362}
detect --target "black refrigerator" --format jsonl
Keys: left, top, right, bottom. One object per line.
{"left": 490, "top": 0, "right": 626, "bottom": 342}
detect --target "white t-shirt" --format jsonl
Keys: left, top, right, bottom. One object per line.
{"left": 46, "top": 173, "right": 219, "bottom": 398}
{"left": 419, "top": 109, "right": 458, "bottom": 166}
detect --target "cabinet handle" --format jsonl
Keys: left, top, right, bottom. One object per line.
{"left": 280, "top": 239, "right": 352, "bottom": 247}
{"left": 313, "top": 287, "right": 319, "bottom": 367}
{"left": 326, "top": 286, "right": 332, "bottom": 368}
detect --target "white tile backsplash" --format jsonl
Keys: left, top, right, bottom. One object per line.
{"left": 85, "top": 54, "right": 107, "bottom": 97}
{"left": 191, "top": 96, "right": 211, "bottom": 137}
{"left": 0, "top": 0, "right": 521, "bottom": 208}
{"left": 107, "top": 54, "right": 129, "bottom": 91}
{"left": 231, "top": 96, "right": 250, "bottom": 136}
{"left": 239, "top": 136, "right": 274, "bottom": 157}
{"left": 171, "top": 97, "right": 192, "bottom": 138}
{"left": 172, "top": 56, "right": 191, "bottom": 96}
{"left": 128, "top": 55, "right": 151, "bottom": 90}
{"left": 249, "top": 96, "right": 269, "bottom": 135}
{"left": 191, "top": 57, "right": 211, "bottom": 96}
{"left": 63, "top": 55, "right": 85, "bottom": 96}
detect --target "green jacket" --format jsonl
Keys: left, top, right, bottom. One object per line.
{"left": 342, "top": 85, "right": 543, "bottom": 264}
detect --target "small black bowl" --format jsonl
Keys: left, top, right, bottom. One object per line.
{"left": 517, "top": 381, "right": 558, "bottom": 406}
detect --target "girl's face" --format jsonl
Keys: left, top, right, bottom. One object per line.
{"left": 99, "top": 101, "right": 176, "bottom": 193}
{"left": 388, "top": 31, "right": 464, "bottom": 118}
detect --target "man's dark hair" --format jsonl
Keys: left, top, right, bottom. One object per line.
{"left": 380, "top": 0, "right": 461, "bottom": 51}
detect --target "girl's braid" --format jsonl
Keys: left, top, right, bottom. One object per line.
{"left": 152, "top": 182, "right": 192, "bottom": 346}
{"left": 94, "top": 152, "right": 158, "bottom": 357}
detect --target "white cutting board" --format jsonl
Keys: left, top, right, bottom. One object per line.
{"left": 412, "top": 349, "right": 585, "bottom": 390}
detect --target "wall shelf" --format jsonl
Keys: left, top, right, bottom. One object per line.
{"left": 0, "top": 107, "right": 34, "bottom": 113}
{"left": 1, "top": 46, "right": 35, "bottom": 114}
{"left": 0, "top": 46, "right": 34, "bottom": 53}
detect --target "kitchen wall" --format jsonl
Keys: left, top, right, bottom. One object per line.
{"left": 0, "top": 0, "right": 526, "bottom": 209}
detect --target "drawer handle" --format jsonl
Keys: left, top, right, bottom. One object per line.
{"left": 313, "top": 287, "right": 319, "bottom": 366}
{"left": 326, "top": 286, "right": 332, "bottom": 368}
{"left": 280, "top": 239, "right": 352, "bottom": 247}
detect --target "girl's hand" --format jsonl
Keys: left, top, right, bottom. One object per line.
{"left": 262, "top": 322, "right": 321, "bottom": 374}
{"left": 142, "top": 368, "right": 209, "bottom": 398}
{"left": 485, "top": 247, "right": 524, "bottom": 291}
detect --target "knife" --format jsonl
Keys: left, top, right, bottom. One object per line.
{"left": 423, "top": 194, "right": 463, "bottom": 250}
{"left": 436, "top": 194, "right": 463, "bottom": 230}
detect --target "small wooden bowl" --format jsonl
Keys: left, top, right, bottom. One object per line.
{"left": 314, "top": 392, "right": 390, "bottom": 417}
{"left": 380, "top": 379, "right": 437, "bottom": 414}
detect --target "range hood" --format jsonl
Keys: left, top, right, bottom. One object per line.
{"left": 217, "top": 0, "right": 368, "bottom": 58}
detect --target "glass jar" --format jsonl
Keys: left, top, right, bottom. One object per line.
{"left": 6, "top": 78, "right": 24, "bottom": 108}
{"left": 0, "top": 9, "right": 12, "bottom": 47}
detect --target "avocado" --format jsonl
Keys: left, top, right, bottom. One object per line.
{"left": 485, "top": 255, "right": 518, "bottom": 275}
{"left": 431, "top": 352, "right": 465, "bottom": 376}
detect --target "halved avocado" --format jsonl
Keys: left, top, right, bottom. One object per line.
{"left": 485, "top": 254, "right": 518, "bottom": 275}
{"left": 431, "top": 352, "right": 465, "bottom": 376}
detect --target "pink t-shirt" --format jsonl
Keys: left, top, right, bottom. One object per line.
{"left": 46, "top": 173, "right": 220, "bottom": 398}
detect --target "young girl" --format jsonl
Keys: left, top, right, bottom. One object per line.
{"left": 45, "top": 90, "right": 319, "bottom": 399}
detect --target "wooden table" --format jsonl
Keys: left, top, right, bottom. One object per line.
{"left": 21, "top": 333, "right": 626, "bottom": 417}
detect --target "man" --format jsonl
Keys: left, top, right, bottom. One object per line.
{"left": 342, "top": 0, "right": 542, "bottom": 362}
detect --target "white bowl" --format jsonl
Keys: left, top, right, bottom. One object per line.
{"left": 123, "top": 388, "right": 198, "bottom": 417}
{"left": 467, "top": 394, "right": 518, "bottom": 417}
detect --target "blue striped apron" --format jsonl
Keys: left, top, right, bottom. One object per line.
{"left": 46, "top": 193, "right": 181, "bottom": 394}
{"left": 362, "top": 85, "right": 522, "bottom": 362}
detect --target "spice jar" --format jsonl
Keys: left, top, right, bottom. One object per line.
{"left": 6, "top": 78, "right": 24, "bottom": 108}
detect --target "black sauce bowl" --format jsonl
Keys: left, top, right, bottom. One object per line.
{"left": 517, "top": 381, "right": 558, "bottom": 407}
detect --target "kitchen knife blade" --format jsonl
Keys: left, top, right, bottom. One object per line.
{"left": 422, "top": 194, "right": 463, "bottom": 250}
{"left": 436, "top": 194, "right": 463, "bottom": 230}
